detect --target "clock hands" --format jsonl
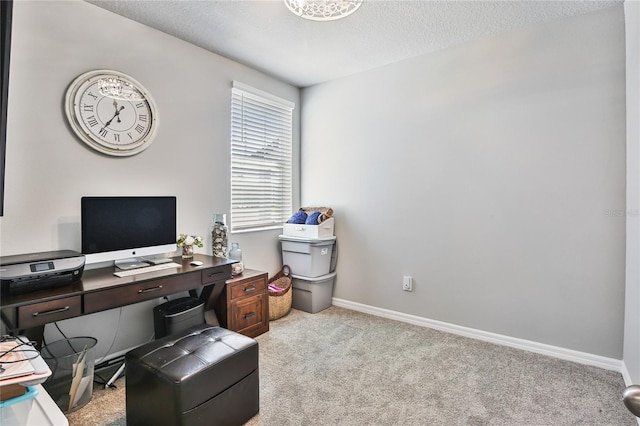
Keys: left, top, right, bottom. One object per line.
{"left": 112, "top": 100, "right": 122, "bottom": 123}
{"left": 105, "top": 101, "right": 125, "bottom": 128}
{"left": 105, "top": 107, "right": 124, "bottom": 127}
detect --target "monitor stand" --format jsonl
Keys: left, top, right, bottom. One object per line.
{"left": 115, "top": 258, "right": 151, "bottom": 271}
{"left": 143, "top": 256, "right": 174, "bottom": 265}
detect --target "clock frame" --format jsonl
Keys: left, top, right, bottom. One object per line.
{"left": 65, "top": 70, "right": 158, "bottom": 157}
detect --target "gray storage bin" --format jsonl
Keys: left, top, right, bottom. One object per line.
{"left": 279, "top": 235, "right": 336, "bottom": 278}
{"left": 291, "top": 272, "right": 336, "bottom": 313}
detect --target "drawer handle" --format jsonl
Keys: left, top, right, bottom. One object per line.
{"left": 243, "top": 312, "right": 256, "bottom": 319}
{"left": 243, "top": 286, "right": 256, "bottom": 292}
{"left": 207, "top": 271, "right": 224, "bottom": 278}
{"left": 32, "top": 306, "right": 70, "bottom": 317}
{"left": 138, "top": 285, "right": 163, "bottom": 294}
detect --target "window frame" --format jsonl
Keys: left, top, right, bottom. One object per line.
{"left": 230, "top": 81, "right": 295, "bottom": 234}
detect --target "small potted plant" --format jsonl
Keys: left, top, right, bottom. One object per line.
{"left": 177, "top": 233, "right": 203, "bottom": 259}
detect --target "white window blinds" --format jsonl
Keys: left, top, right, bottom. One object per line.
{"left": 230, "top": 82, "right": 294, "bottom": 233}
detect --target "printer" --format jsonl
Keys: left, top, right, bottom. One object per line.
{"left": 0, "top": 250, "right": 85, "bottom": 295}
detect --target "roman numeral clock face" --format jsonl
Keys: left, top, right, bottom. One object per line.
{"left": 65, "top": 70, "right": 158, "bottom": 156}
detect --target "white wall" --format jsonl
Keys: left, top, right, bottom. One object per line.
{"left": 0, "top": 1, "right": 300, "bottom": 359}
{"left": 624, "top": 0, "right": 640, "bottom": 385}
{"left": 301, "top": 6, "right": 626, "bottom": 358}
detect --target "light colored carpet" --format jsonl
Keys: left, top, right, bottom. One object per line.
{"left": 66, "top": 306, "right": 636, "bottom": 425}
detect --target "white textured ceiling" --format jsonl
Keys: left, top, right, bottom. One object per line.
{"left": 85, "top": 0, "right": 623, "bottom": 88}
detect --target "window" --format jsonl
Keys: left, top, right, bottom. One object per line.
{"left": 230, "top": 82, "right": 294, "bottom": 233}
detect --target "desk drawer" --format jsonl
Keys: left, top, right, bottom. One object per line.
{"left": 201, "top": 265, "right": 231, "bottom": 285}
{"left": 18, "top": 296, "right": 81, "bottom": 329}
{"left": 84, "top": 273, "right": 200, "bottom": 314}
{"left": 230, "top": 276, "right": 266, "bottom": 300}
{"left": 231, "top": 293, "right": 266, "bottom": 333}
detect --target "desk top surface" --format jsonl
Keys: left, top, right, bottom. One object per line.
{"left": 1, "top": 254, "right": 235, "bottom": 308}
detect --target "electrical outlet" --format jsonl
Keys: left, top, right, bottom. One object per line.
{"left": 402, "top": 276, "right": 413, "bottom": 292}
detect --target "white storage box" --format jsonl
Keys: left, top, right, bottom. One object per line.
{"left": 282, "top": 217, "right": 334, "bottom": 239}
{"left": 279, "top": 236, "right": 336, "bottom": 278}
{"left": 291, "top": 272, "right": 336, "bottom": 313}
{"left": 0, "top": 385, "right": 68, "bottom": 426}
{"left": 0, "top": 386, "right": 37, "bottom": 426}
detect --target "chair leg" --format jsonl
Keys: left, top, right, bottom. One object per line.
{"left": 105, "top": 361, "right": 126, "bottom": 389}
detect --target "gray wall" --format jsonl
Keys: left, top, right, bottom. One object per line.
{"left": 301, "top": 6, "right": 626, "bottom": 358}
{"left": 1, "top": 1, "right": 300, "bottom": 359}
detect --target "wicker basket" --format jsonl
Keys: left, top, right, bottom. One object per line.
{"left": 268, "top": 265, "right": 293, "bottom": 321}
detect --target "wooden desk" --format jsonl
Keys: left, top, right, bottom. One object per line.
{"left": 0, "top": 254, "right": 238, "bottom": 345}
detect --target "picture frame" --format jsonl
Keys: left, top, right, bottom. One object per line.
{"left": 0, "top": 0, "right": 13, "bottom": 216}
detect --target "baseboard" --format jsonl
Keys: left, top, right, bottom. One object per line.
{"left": 332, "top": 298, "right": 624, "bottom": 373}
{"left": 623, "top": 362, "right": 634, "bottom": 386}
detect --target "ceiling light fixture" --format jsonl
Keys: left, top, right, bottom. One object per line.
{"left": 284, "top": 0, "right": 363, "bottom": 21}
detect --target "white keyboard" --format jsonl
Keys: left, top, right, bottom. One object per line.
{"left": 113, "top": 262, "right": 182, "bottom": 277}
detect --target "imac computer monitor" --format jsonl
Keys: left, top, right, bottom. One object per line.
{"left": 81, "top": 196, "right": 177, "bottom": 268}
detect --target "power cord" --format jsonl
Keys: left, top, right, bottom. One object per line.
{"left": 0, "top": 335, "right": 39, "bottom": 373}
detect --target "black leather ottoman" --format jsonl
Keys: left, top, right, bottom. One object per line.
{"left": 125, "top": 324, "right": 259, "bottom": 426}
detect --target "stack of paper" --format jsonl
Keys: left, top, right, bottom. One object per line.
{"left": 0, "top": 337, "right": 51, "bottom": 400}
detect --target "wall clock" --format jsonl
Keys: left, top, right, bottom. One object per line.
{"left": 65, "top": 69, "right": 158, "bottom": 156}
